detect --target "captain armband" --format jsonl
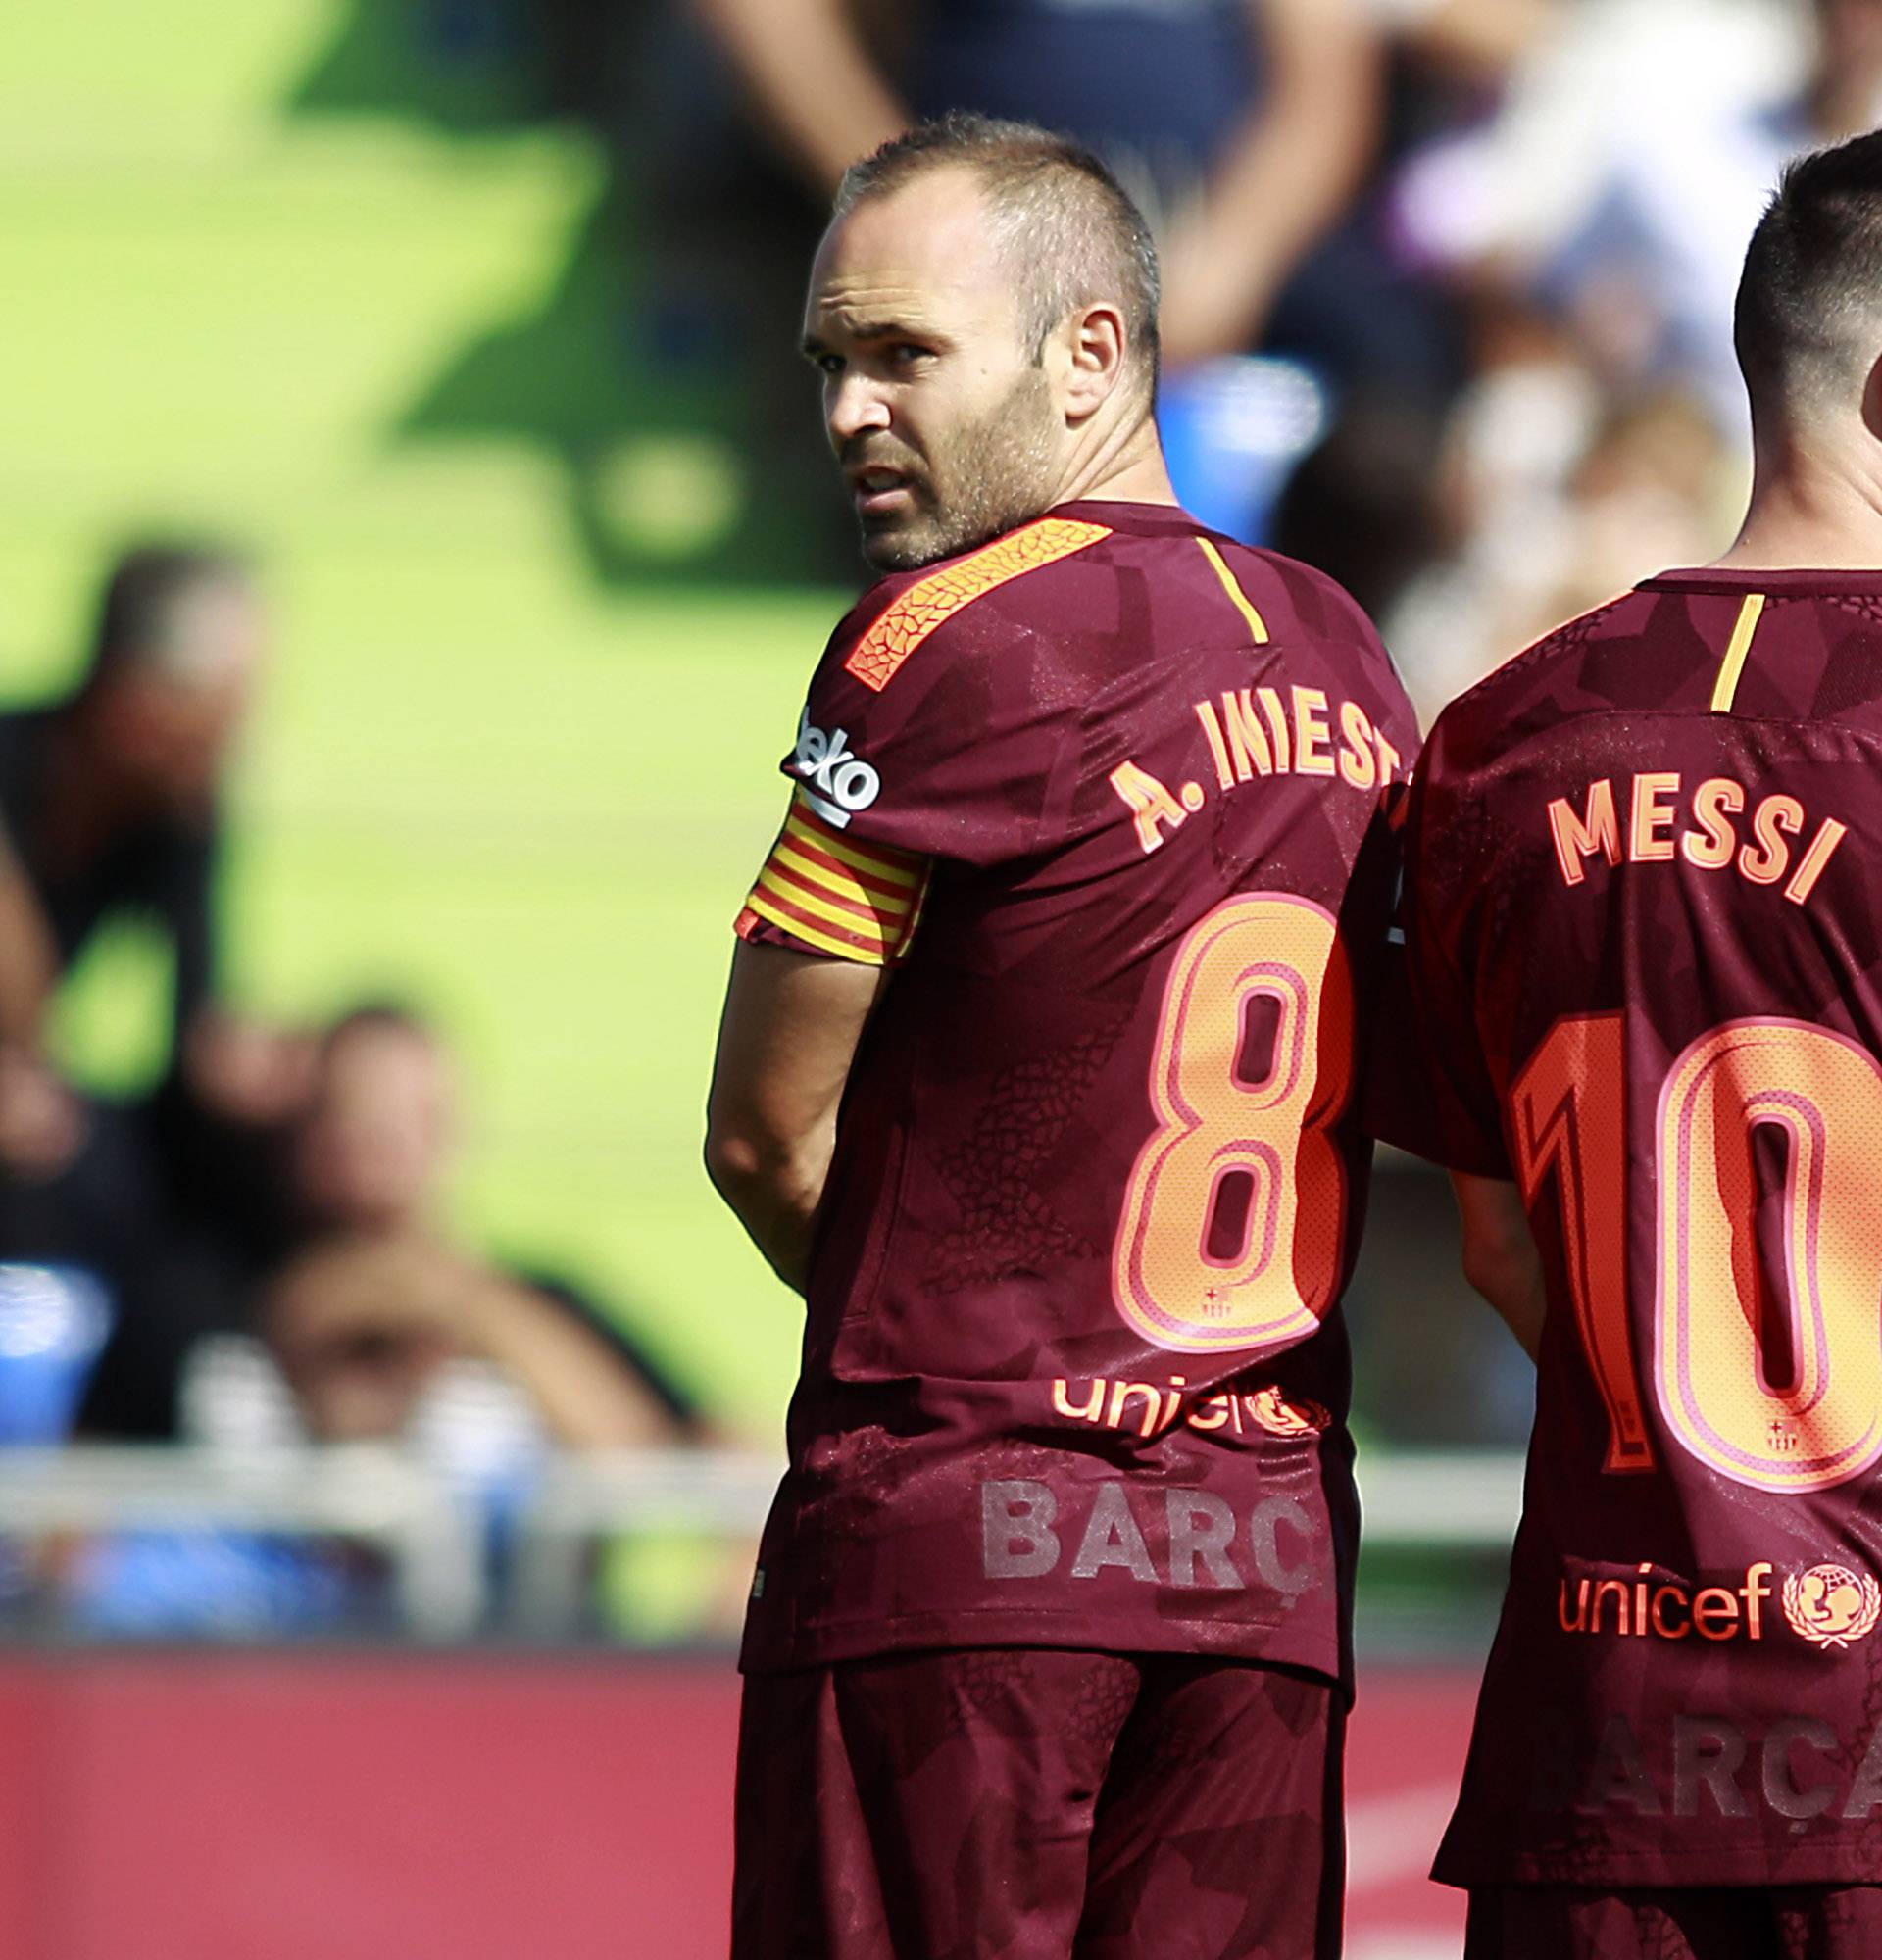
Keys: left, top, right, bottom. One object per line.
{"left": 735, "top": 794, "right": 930, "bottom": 966}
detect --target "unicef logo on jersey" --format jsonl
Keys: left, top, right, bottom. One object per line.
{"left": 1783, "top": 1564, "right": 1882, "bottom": 1651}
{"left": 790, "top": 710, "right": 881, "bottom": 829}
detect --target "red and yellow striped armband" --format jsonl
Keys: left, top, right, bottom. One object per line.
{"left": 735, "top": 796, "right": 930, "bottom": 966}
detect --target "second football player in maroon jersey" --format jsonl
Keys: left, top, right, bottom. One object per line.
{"left": 705, "top": 114, "right": 1414, "bottom": 1956}
{"left": 1383, "top": 133, "right": 1882, "bottom": 1958}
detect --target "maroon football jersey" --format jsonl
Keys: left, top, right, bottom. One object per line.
{"left": 1388, "top": 567, "right": 1882, "bottom": 1887}
{"left": 731, "top": 499, "right": 1416, "bottom": 1684}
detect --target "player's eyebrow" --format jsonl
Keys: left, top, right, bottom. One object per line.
{"left": 801, "top": 320, "right": 941, "bottom": 360}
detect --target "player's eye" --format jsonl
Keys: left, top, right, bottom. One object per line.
{"left": 814, "top": 353, "right": 844, "bottom": 377}
{"left": 889, "top": 343, "right": 931, "bottom": 368}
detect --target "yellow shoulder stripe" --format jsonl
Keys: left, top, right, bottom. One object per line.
{"left": 844, "top": 516, "right": 1112, "bottom": 692}
{"left": 1710, "top": 592, "right": 1766, "bottom": 713}
{"left": 1196, "top": 537, "right": 1269, "bottom": 646}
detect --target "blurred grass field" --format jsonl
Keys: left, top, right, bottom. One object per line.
{"left": 0, "top": 0, "right": 828, "bottom": 1431}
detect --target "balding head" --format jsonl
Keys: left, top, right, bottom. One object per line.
{"left": 834, "top": 114, "right": 1162, "bottom": 408}
{"left": 804, "top": 116, "right": 1164, "bottom": 570}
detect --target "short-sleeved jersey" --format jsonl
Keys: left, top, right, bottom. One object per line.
{"left": 732, "top": 500, "right": 1417, "bottom": 1684}
{"left": 1385, "top": 567, "right": 1882, "bottom": 1888}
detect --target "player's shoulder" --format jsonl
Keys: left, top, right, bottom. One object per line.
{"left": 816, "top": 509, "right": 1404, "bottom": 720}
{"left": 1423, "top": 584, "right": 1662, "bottom": 782}
{"left": 1201, "top": 531, "right": 1384, "bottom": 649}
{"left": 823, "top": 513, "right": 1117, "bottom": 698}
{"left": 818, "top": 507, "right": 1388, "bottom": 689}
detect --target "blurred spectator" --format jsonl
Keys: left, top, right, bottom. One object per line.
{"left": 264, "top": 1235, "right": 668, "bottom": 1448}
{"left": 1389, "top": 0, "right": 1560, "bottom": 76}
{"left": 250, "top": 1004, "right": 702, "bottom": 1455}
{"left": 1397, "top": 0, "right": 1882, "bottom": 437}
{"left": 0, "top": 552, "right": 698, "bottom": 1451}
{"left": 0, "top": 543, "right": 317, "bottom": 1438}
{"left": 56, "top": 1005, "right": 718, "bottom": 1641}
{"left": 1390, "top": 379, "right": 1737, "bottom": 718}
{"left": 0, "top": 544, "right": 284, "bottom": 1173}
{"left": 1369, "top": 0, "right": 1882, "bottom": 711}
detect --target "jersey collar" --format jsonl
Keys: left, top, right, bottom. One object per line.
{"left": 1642, "top": 564, "right": 1882, "bottom": 594}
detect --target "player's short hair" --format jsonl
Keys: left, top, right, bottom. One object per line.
{"left": 86, "top": 541, "right": 252, "bottom": 690}
{"left": 1735, "top": 130, "right": 1882, "bottom": 417}
{"left": 834, "top": 113, "right": 1162, "bottom": 401}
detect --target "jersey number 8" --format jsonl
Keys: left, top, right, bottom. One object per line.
{"left": 1111, "top": 894, "right": 1354, "bottom": 1355}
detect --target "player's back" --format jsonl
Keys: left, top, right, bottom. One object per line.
{"left": 1405, "top": 566, "right": 1882, "bottom": 1887}
{"left": 736, "top": 501, "right": 1416, "bottom": 1682}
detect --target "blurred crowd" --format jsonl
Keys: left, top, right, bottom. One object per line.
{"left": 0, "top": 546, "right": 710, "bottom": 1632}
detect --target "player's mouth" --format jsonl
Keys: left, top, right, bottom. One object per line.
{"left": 849, "top": 467, "right": 919, "bottom": 518}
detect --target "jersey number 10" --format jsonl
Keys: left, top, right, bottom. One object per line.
{"left": 1514, "top": 1013, "right": 1882, "bottom": 1494}
{"left": 1111, "top": 893, "right": 1353, "bottom": 1356}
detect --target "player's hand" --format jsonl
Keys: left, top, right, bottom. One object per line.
{"left": 0, "top": 1048, "right": 85, "bottom": 1182}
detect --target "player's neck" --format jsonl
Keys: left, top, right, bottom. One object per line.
{"left": 1715, "top": 441, "right": 1882, "bottom": 573}
{"left": 1050, "top": 415, "right": 1180, "bottom": 513}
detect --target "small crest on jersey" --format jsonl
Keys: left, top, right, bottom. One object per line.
{"left": 1782, "top": 1564, "right": 1882, "bottom": 1650}
{"left": 1243, "top": 1387, "right": 1332, "bottom": 1438}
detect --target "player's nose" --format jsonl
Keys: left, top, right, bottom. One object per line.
{"left": 825, "top": 373, "right": 892, "bottom": 448}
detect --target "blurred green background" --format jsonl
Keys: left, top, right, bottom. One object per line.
{"left": 0, "top": 0, "right": 831, "bottom": 1434}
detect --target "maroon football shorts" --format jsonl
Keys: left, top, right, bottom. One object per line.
{"left": 1465, "top": 1884, "right": 1882, "bottom": 1959}
{"left": 732, "top": 1647, "right": 1344, "bottom": 1960}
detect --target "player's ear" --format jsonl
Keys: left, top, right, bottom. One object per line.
{"left": 1059, "top": 302, "right": 1128, "bottom": 420}
{"left": 1861, "top": 348, "right": 1882, "bottom": 443}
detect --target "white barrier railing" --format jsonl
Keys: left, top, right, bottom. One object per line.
{"left": 0, "top": 1444, "right": 1526, "bottom": 1641}
{"left": 0, "top": 1445, "right": 486, "bottom": 1638}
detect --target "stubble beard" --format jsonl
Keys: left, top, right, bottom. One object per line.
{"left": 859, "top": 368, "right": 1063, "bottom": 574}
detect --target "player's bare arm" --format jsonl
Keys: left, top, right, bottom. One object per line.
{"left": 1449, "top": 1171, "right": 1542, "bottom": 1362}
{"left": 705, "top": 940, "right": 887, "bottom": 1295}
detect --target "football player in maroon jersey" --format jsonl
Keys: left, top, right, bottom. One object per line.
{"left": 706, "top": 113, "right": 1415, "bottom": 1958}
{"left": 1383, "top": 131, "right": 1882, "bottom": 1958}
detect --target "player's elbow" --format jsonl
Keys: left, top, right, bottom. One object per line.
{"left": 1451, "top": 1175, "right": 1536, "bottom": 1305}
{"left": 703, "top": 1119, "right": 768, "bottom": 1206}
{"left": 703, "top": 1111, "right": 817, "bottom": 1217}
{"left": 1459, "top": 1231, "right": 1521, "bottom": 1310}
{"left": 1458, "top": 1199, "right": 1531, "bottom": 1296}
{"left": 1459, "top": 1223, "right": 1513, "bottom": 1301}
{"left": 1459, "top": 1225, "right": 1545, "bottom": 1361}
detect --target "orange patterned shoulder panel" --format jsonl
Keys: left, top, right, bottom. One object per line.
{"left": 843, "top": 516, "right": 1113, "bottom": 692}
